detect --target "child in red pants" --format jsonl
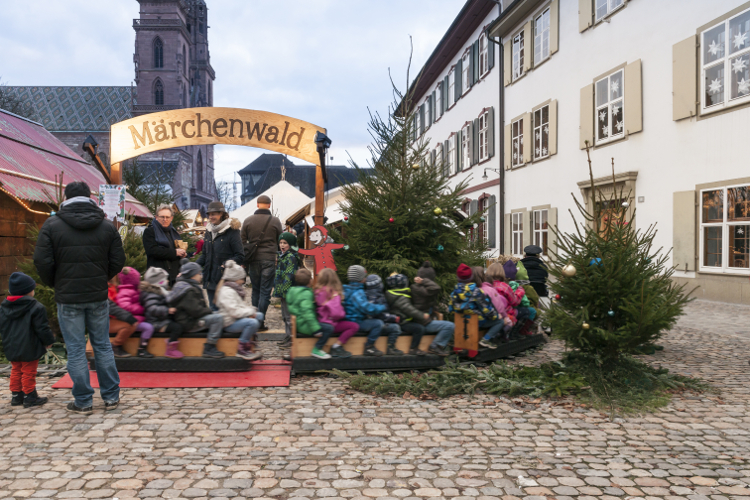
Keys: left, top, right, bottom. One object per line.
{"left": 0, "top": 273, "right": 55, "bottom": 408}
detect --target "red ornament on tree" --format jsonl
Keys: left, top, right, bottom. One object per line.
{"left": 344, "top": 216, "right": 349, "bottom": 221}
{"left": 555, "top": 294, "right": 561, "bottom": 300}
{"left": 389, "top": 217, "right": 394, "bottom": 223}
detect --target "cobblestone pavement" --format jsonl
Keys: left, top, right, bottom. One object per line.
{"left": 1, "top": 300, "right": 749, "bottom": 500}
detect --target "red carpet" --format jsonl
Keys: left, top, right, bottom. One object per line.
{"left": 51, "top": 360, "right": 290, "bottom": 389}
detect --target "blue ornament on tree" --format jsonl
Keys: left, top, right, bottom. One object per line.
{"left": 589, "top": 257, "right": 602, "bottom": 267}
{"left": 344, "top": 245, "right": 350, "bottom": 250}
{"left": 436, "top": 245, "right": 444, "bottom": 252}
{"left": 608, "top": 310, "right": 615, "bottom": 317}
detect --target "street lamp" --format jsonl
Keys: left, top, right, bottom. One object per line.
{"left": 482, "top": 167, "right": 501, "bottom": 181}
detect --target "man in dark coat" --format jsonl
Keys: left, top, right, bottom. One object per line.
{"left": 33, "top": 181, "right": 125, "bottom": 415}
{"left": 142, "top": 204, "right": 187, "bottom": 286}
{"left": 197, "top": 201, "right": 244, "bottom": 310}
{"left": 521, "top": 245, "right": 549, "bottom": 298}
{"left": 240, "top": 195, "right": 283, "bottom": 331}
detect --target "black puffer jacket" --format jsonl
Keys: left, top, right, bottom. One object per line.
{"left": 0, "top": 297, "right": 56, "bottom": 362}
{"left": 197, "top": 218, "right": 244, "bottom": 290}
{"left": 167, "top": 277, "right": 212, "bottom": 328}
{"left": 411, "top": 278, "right": 442, "bottom": 313}
{"left": 386, "top": 288, "right": 430, "bottom": 325}
{"left": 139, "top": 282, "right": 170, "bottom": 330}
{"left": 142, "top": 224, "right": 181, "bottom": 285}
{"left": 520, "top": 256, "right": 549, "bottom": 297}
{"left": 34, "top": 200, "right": 125, "bottom": 304}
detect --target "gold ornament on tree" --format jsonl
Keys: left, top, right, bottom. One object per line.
{"left": 433, "top": 207, "right": 443, "bottom": 216}
{"left": 562, "top": 264, "right": 577, "bottom": 277}
{"left": 412, "top": 163, "right": 420, "bottom": 170}
{"left": 582, "top": 323, "right": 590, "bottom": 330}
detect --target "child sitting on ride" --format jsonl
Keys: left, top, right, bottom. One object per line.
{"left": 410, "top": 261, "right": 441, "bottom": 315}
{"left": 385, "top": 273, "right": 426, "bottom": 356}
{"left": 365, "top": 275, "right": 400, "bottom": 324}
{"left": 287, "top": 268, "right": 331, "bottom": 359}
{"left": 115, "top": 267, "right": 155, "bottom": 359}
{"left": 167, "top": 259, "right": 226, "bottom": 359}
{"left": 216, "top": 260, "right": 263, "bottom": 361}
{"left": 343, "top": 265, "right": 402, "bottom": 357}
{"left": 314, "top": 268, "right": 357, "bottom": 359}
{"left": 140, "top": 267, "right": 184, "bottom": 359}
{"left": 503, "top": 260, "right": 537, "bottom": 322}
{"left": 273, "top": 232, "right": 302, "bottom": 348}
{"left": 477, "top": 267, "right": 516, "bottom": 347}
{"left": 449, "top": 264, "right": 507, "bottom": 350}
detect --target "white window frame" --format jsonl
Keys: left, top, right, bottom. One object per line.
{"left": 462, "top": 123, "right": 471, "bottom": 169}
{"left": 462, "top": 51, "right": 471, "bottom": 94}
{"left": 595, "top": 0, "right": 625, "bottom": 23}
{"left": 512, "top": 212, "right": 524, "bottom": 256}
{"left": 478, "top": 198, "right": 488, "bottom": 243}
{"left": 511, "top": 116, "right": 524, "bottom": 167}
{"left": 594, "top": 69, "right": 624, "bottom": 145}
{"left": 435, "top": 84, "right": 442, "bottom": 119}
{"left": 533, "top": 104, "right": 550, "bottom": 160}
{"left": 533, "top": 209, "right": 549, "bottom": 256}
{"left": 436, "top": 143, "right": 444, "bottom": 173}
{"left": 479, "top": 33, "right": 489, "bottom": 77}
{"left": 448, "top": 135, "right": 456, "bottom": 175}
{"left": 478, "top": 110, "right": 489, "bottom": 162}
{"left": 448, "top": 70, "right": 456, "bottom": 108}
{"left": 512, "top": 30, "right": 525, "bottom": 81}
{"left": 534, "top": 7, "right": 551, "bottom": 65}
{"left": 424, "top": 97, "right": 432, "bottom": 129}
{"left": 700, "top": 7, "right": 750, "bottom": 114}
{"left": 699, "top": 184, "right": 750, "bottom": 275}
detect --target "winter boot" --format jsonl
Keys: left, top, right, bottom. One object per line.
{"left": 330, "top": 345, "right": 352, "bottom": 358}
{"left": 202, "top": 343, "right": 226, "bottom": 358}
{"left": 112, "top": 345, "right": 131, "bottom": 358}
{"left": 428, "top": 343, "right": 449, "bottom": 357}
{"left": 237, "top": 342, "right": 262, "bottom": 361}
{"left": 22, "top": 390, "right": 48, "bottom": 408}
{"left": 165, "top": 341, "right": 184, "bottom": 359}
{"left": 386, "top": 344, "right": 404, "bottom": 356}
{"left": 257, "top": 321, "right": 268, "bottom": 333}
{"left": 363, "top": 344, "right": 384, "bottom": 357}
{"left": 10, "top": 392, "right": 24, "bottom": 407}
{"left": 138, "top": 344, "right": 154, "bottom": 358}
{"left": 408, "top": 348, "right": 427, "bottom": 356}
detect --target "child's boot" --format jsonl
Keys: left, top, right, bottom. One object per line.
{"left": 138, "top": 343, "right": 154, "bottom": 358}
{"left": 11, "top": 392, "right": 24, "bottom": 407}
{"left": 237, "top": 342, "right": 262, "bottom": 361}
{"left": 364, "top": 343, "right": 383, "bottom": 357}
{"left": 22, "top": 390, "right": 48, "bottom": 408}
{"left": 202, "top": 343, "right": 226, "bottom": 358}
{"left": 165, "top": 340, "right": 184, "bottom": 359}
{"left": 386, "top": 344, "right": 404, "bottom": 356}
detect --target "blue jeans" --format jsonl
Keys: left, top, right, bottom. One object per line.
{"left": 224, "top": 313, "right": 264, "bottom": 343}
{"left": 357, "top": 319, "right": 401, "bottom": 345}
{"left": 425, "top": 320, "right": 455, "bottom": 348}
{"left": 202, "top": 313, "right": 225, "bottom": 344}
{"left": 57, "top": 301, "right": 120, "bottom": 408}
{"left": 316, "top": 322, "right": 335, "bottom": 349}
{"left": 249, "top": 260, "right": 275, "bottom": 317}
{"left": 480, "top": 319, "right": 506, "bottom": 340}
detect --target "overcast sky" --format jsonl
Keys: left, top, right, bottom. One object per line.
{"left": 0, "top": 0, "right": 468, "bottom": 184}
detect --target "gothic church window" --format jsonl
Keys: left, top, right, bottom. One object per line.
{"left": 154, "top": 79, "right": 164, "bottom": 105}
{"left": 197, "top": 151, "right": 204, "bottom": 191}
{"left": 153, "top": 37, "right": 164, "bottom": 68}
{"left": 182, "top": 45, "right": 186, "bottom": 74}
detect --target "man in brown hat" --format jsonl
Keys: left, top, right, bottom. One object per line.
{"left": 241, "top": 195, "right": 283, "bottom": 331}
{"left": 197, "top": 201, "right": 244, "bottom": 309}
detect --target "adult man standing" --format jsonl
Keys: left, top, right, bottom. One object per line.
{"left": 34, "top": 181, "right": 125, "bottom": 414}
{"left": 241, "top": 195, "right": 282, "bottom": 331}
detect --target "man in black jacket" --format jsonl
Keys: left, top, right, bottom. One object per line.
{"left": 33, "top": 181, "right": 125, "bottom": 415}
{"left": 521, "top": 245, "right": 549, "bottom": 298}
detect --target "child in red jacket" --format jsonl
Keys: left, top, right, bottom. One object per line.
{"left": 114, "top": 267, "right": 154, "bottom": 358}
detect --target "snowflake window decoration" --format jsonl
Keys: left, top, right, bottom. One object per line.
{"left": 709, "top": 78, "right": 723, "bottom": 95}
{"left": 708, "top": 39, "right": 722, "bottom": 56}
{"left": 536, "top": 131, "right": 540, "bottom": 140}
{"left": 536, "top": 147, "right": 541, "bottom": 156}
{"left": 611, "top": 103, "right": 621, "bottom": 115}
{"left": 543, "top": 125, "right": 549, "bottom": 134}
{"left": 732, "top": 57, "right": 748, "bottom": 74}
{"left": 611, "top": 80, "right": 620, "bottom": 96}
{"left": 520, "top": 136, "right": 524, "bottom": 145}
{"left": 513, "top": 151, "right": 518, "bottom": 160}
{"left": 542, "top": 147, "right": 548, "bottom": 156}
{"left": 601, "top": 126, "right": 608, "bottom": 137}
{"left": 615, "top": 120, "right": 623, "bottom": 132}
{"left": 599, "top": 110, "right": 607, "bottom": 122}
{"left": 738, "top": 227, "right": 745, "bottom": 235}
{"left": 738, "top": 78, "right": 750, "bottom": 95}
{"left": 734, "top": 31, "right": 748, "bottom": 50}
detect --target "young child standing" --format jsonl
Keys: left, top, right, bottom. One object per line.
{"left": 314, "top": 268, "right": 357, "bottom": 358}
{"left": 273, "top": 232, "right": 301, "bottom": 348}
{"left": 0, "top": 272, "right": 55, "bottom": 408}
{"left": 287, "top": 268, "right": 331, "bottom": 359}
{"left": 115, "top": 267, "right": 154, "bottom": 358}
{"left": 216, "top": 260, "right": 264, "bottom": 361}
{"left": 140, "top": 267, "right": 184, "bottom": 359}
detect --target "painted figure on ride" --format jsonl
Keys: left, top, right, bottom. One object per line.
{"left": 298, "top": 225, "right": 344, "bottom": 272}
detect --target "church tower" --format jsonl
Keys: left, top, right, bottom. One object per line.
{"left": 132, "top": 0, "right": 216, "bottom": 213}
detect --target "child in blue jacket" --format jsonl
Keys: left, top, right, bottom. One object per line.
{"left": 343, "top": 265, "right": 402, "bottom": 356}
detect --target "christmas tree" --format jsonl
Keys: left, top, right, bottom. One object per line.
{"left": 546, "top": 147, "right": 692, "bottom": 363}
{"left": 122, "top": 217, "right": 147, "bottom": 273}
{"left": 332, "top": 62, "right": 487, "bottom": 290}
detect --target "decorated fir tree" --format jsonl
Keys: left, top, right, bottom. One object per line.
{"left": 332, "top": 67, "right": 487, "bottom": 289}
{"left": 546, "top": 148, "right": 692, "bottom": 363}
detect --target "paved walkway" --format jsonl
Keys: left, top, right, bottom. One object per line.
{"left": 1, "top": 300, "right": 749, "bottom": 500}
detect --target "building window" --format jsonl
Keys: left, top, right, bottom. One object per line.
{"left": 479, "top": 33, "right": 489, "bottom": 77}
{"left": 478, "top": 198, "right": 488, "bottom": 243}
{"left": 448, "top": 70, "right": 455, "bottom": 107}
{"left": 534, "top": 105, "right": 550, "bottom": 160}
{"left": 534, "top": 8, "right": 551, "bottom": 65}
{"left": 425, "top": 97, "right": 431, "bottom": 128}
{"left": 512, "top": 212, "right": 524, "bottom": 255}
{"left": 533, "top": 209, "right": 549, "bottom": 255}
{"left": 701, "top": 8, "right": 750, "bottom": 112}
{"left": 512, "top": 31, "right": 524, "bottom": 80}
{"left": 197, "top": 151, "right": 204, "bottom": 192}
{"left": 462, "top": 51, "right": 470, "bottom": 94}
{"left": 595, "top": 0, "right": 624, "bottom": 23}
{"left": 511, "top": 117, "right": 524, "bottom": 167}
{"left": 435, "top": 84, "right": 442, "bottom": 118}
{"left": 700, "top": 185, "right": 750, "bottom": 271}
{"left": 448, "top": 135, "right": 456, "bottom": 175}
{"left": 462, "top": 123, "right": 471, "bottom": 170}
{"left": 154, "top": 79, "right": 164, "bottom": 105}
{"left": 595, "top": 69, "right": 624, "bottom": 144}
{"left": 153, "top": 37, "right": 164, "bottom": 68}
{"left": 478, "top": 111, "right": 489, "bottom": 162}
{"left": 182, "top": 45, "right": 187, "bottom": 74}
{"left": 436, "top": 143, "right": 444, "bottom": 174}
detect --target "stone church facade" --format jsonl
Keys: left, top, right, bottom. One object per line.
{"left": 7, "top": 0, "right": 216, "bottom": 213}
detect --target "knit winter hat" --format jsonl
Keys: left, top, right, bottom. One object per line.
{"left": 221, "top": 260, "right": 246, "bottom": 282}
{"left": 503, "top": 260, "right": 517, "bottom": 280}
{"left": 385, "top": 273, "right": 409, "bottom": 289}
{"left": 144, "top": 267, "right": 169, "bottom": 286}
{"left": 347, "top": 265, "right": 367, "bottom": 283}
{"left": 365, "top": 274, "right": 384, "bottom": 293}
{"left": 118, "top": 267, "right": 141, "bottom": 288}
{"left": 515, "top": 261, "right": 529, "bottom": 281}
{"left": 456, "top": 263, "right": 473, "bottom": 282}
{"left": 179, "top": 258, "right": 202, "bottom": 279}
{"left": 8, "top": 272, "right": 35, "bottom": 296}
{"left": 417, "top": 261, "right": 437, "bottom": 281}
{"left": 279, "top": 232, "right": 298, "bottom": 251}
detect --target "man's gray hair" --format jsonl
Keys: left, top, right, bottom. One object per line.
{"left": 156, "top": 204, "right": 174, "bottom": 216}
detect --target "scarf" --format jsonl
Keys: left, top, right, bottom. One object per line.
{"left": 207, "top": 218, "right": 230, "bottom": 238}
{"left": 224, "top": 281, "right": 246, "bottom": 299}
{"left": 61, "top": 196, "right": 96, "bottom": 207}
{"left": 152, "top": 218, "right": 181, "bottom": 248}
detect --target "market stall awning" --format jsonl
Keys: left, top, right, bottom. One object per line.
{"left": 230, "top": 180, "right": 311, "bottom": 227}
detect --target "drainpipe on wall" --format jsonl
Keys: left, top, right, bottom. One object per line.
{"left": 488, "top": 34, "right": 505, "bottom": 255}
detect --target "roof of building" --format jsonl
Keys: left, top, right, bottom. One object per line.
{"left": 0, "top": 107, "right": 151, "bottom": 218}
{"left": 230, "top": 180, "right": 312, "bottom": 225}
{"left": 4, "top": 86, "right": 135, "bottom": 132}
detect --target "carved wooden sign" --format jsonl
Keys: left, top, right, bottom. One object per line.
{"left": 110, "top": 107, "right": 326, "bottom": 164}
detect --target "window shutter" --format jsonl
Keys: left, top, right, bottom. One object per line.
{"left": 548, "top": 207, "right": 558, "bottom": 257}
{"left": 548, "top": 99, "right": 558, "bottom": 156}
{"left": 523, "top": 22, "right": 532, "bottom": 73}
{"left": 488, "top": 195, "right": 497, "bottom": 249}
{"left": 580, "top": 83, "right": 594, "bottom": 149}
{"left": 439, "top": 83, "right": 445, "bottom": 116}
{"left": 522, "top": 112, "right": 532, "bottom": 164}
{"left": 432, "top": 91, "right": 437, "bottom": 122}
{"left": 443, "top": 139, "right": 449, "bottom": 176}
{"left": 430, "top": 149, "right": 436, "bottom": 167}
{"left": 488, "top": 35, "right": 495, "bottom": 70}
{"left": 579, "top": 0, "right": 592, "bottom": 32}
{"left": 624, "top": 59, "right": 643, "bottom": 135}
{"left": 673, "top": 191, "right": 696, "bottom": 272}
{"left": 470, "top": 199, "right": 478, "bottom": 216}
{"left": 673, "top": 35, "right": 697, "bottom": 121}
{"left": 550, "top": 0, "right": 559, "bottom": 55}
{"left": 419, "top": 104, "right": 425, "bottom": 135}
{"left": 443, "top": 75, "right": 450, "bottom": 109}
{"left": 473, "top": 40, "right": 480, "bottom": 83}
{"left": 456, "top": 129, "right": 462, "bottom": 172}
{"left": 488, "top": 107, "right": 496, "bottom": 158}
{"left": 473, "top": 119, "right": 480, "bottom": 165}
{"left": 455, "top": 60, "right": 463, "bottom": 99}
{"left": 504, "top": 124, "right": 512, "bottom": 170}
{"left": 503, "top": 41, "right": 512, "bottom": 87}
{"left": 523, "top": 210, "right": 531, "bottom": 250}
{"left": 504, "top": 213, "right": 511, "bottom": 252}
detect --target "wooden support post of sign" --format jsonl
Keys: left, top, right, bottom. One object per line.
{"left": 110, "top": 162, "right": 122, "bottom": 185}
{"left": 314, "top": 163, "right": 324, "bottom": 226}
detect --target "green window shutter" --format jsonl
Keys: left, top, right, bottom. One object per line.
{"left": 488, "top": 107, "right": 496, "bottom": 158}
{"left": 673, "top": 191, "right": 696, "bottom": 272}
{"left": 580, "top": 84, "right": 594, "bottom": 150}
{"left": 624, "top": 59, "right": 643, "bottom": 135}
{"left": 473, "top": 40, "right": 480, "bottom": 84}
{"left": 488, "top": 35, "right": 496, "bottom": 70}
{"left": 431, "top": 91, "right": 437, "bottom": 123}
{"left": 455, "top": 60, "right": 463, "bottom": 99}
{"left": 419, "top": 104, "right": 425, "bottom": 135}
{"left": 488, "top": 195, "right": 497, "bottom": 249}
{"left": 456, "top": 130, "right": 462, "bottom": 172}
{"left": 443, "top": 75, "right": 450, "bottom": 110}
{"left": 472, "top": 118, "right": 480, "bottom": 165}
{"left": 439, "top": 82, "right": 445, "bottom": 116}
{"left": 443, "top": 139, "right": 449, "bottom": 176}
{"left": 673, "top": 35, "right": 697, "bottom": 121}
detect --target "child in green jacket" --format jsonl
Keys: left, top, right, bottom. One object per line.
{"left": 286, "top": 268, "right": 331, "bottom": 359}
{"left": 273, "top": 232, "right": 301, "bottom": 348}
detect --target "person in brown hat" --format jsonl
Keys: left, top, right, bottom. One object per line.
{"left": 240, "top": 195, "right": 283, "bottom": 331}
{"left": 197, "top": 201, "right": 244, "bottom": 310}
